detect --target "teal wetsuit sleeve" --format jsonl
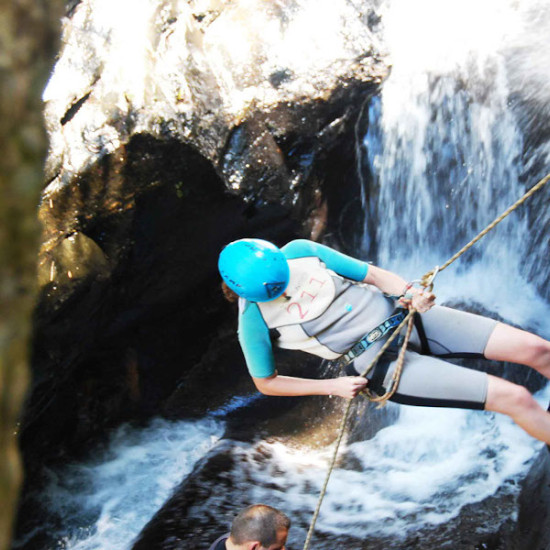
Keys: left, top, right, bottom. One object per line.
{"left": 238, "top": 301, "right": 276, "bottom": 378}
{"left": 282, "top": 239, "right": 368, "bottom": 281}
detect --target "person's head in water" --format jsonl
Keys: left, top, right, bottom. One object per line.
{"left": 227, "top": 504, "right": 290, "bottom": 550}
{"left": 218, "top": 239, "right": 289, "bottom": 302}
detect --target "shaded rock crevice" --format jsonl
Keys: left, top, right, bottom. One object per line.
{"left": 24, "top": 133, "right": 302, "bottom": 469}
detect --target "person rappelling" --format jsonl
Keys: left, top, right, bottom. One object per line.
{"left": 218, "top": 237, "right": 550, "bottom": 445}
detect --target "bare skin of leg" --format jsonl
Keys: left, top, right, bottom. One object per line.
{"left": 484, "top": 322, "right": 550, "bottom": 444}
{"left": 485, "top": 375, "right": 550, "bottom": 444}
{"left": 484, "top": 322, "right": 550, "bottom": 378}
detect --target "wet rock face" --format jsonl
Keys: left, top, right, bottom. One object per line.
{"left": 24, "top": 135, "right": 296, "bottom": 470}
{"left": 22, "top": 0, "right": 389, "bottom": 469}
{"left": 42, "top": 0, "right": 388, "bottom": 195}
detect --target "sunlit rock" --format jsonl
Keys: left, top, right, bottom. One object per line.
{"left": 37, "top": 231, "right": 110, "bottom": 288}
{"left": 42, "top": 0, "right": 388, "bottom": 199}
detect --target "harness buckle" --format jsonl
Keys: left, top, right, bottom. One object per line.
{"left": 351, "top": 342, "right": 365, "bottom": 356}
{"left": 366, "top": 328, "right": 382, "bottom": 343}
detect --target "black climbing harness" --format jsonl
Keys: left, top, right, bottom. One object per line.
{"left": 337, "top": 308, "right": 407, "bottom": 369}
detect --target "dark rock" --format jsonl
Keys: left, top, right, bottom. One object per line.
{"left": 22, "top": 135, "right": 300, "bottom": 468}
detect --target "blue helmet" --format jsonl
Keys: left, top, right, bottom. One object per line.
{"left": 218, "top": 239, "right": 290, "bottom": 302}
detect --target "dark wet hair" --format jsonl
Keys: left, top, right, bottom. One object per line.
{"left": 229, "top": 504, "right": 291, "bottom": 546}
{"left": 221, "top": 280, "right": 239, "bottom": 303}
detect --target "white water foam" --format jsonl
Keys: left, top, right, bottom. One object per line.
{"left": 44, "top": 418, "right": 223, "bottom": 550}
{"left": 226, "top": 383, "right": 548, "bottom": 539}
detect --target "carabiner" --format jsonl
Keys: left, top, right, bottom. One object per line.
{"left": 424, "top": 265, "right": 440, "bottom": 290}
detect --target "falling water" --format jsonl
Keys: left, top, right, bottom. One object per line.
{"left": 312, "top": 0, "right": 550, "bottom": 538}
{"left": 362, "top": 0, "right": 550, "bottom": 328}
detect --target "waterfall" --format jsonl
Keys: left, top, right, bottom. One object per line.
{"left": 311, "top": 0, "right": 550, "bottom": 538}
{"left": 362, "top": 0, "right": 550, "bottom": 330}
